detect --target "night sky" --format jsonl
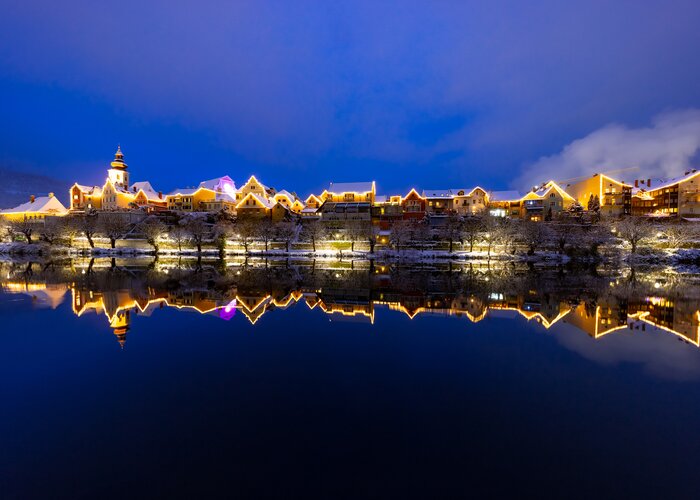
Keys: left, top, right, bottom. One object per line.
{"left": 1, "top": 1, "right": 700, "bottom": 196}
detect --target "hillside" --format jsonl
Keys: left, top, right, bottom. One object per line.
{"left": 0, "top": 167, "right": 70, "bottom": 209}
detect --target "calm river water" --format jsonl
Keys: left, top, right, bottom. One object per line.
{"left": 1, "top": 257, "right": 700, "bottom": 498}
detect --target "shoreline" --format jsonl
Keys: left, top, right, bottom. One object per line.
{"left": 2, "top": 241, "right": 700, "bottom": 271}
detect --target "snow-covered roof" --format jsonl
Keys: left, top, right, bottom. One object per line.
{"left": 215, "top": 192, "right": 236, "bottom": 203}
{"left": 131, "top": 181, "right": 155, "bottom": 193}
{"left": 301, "top": 207, "right": 318, "bottom": 213}
{"left": 1, "top": 195, "right": 68, "bottom": 215}
{"left": 327, "top": 181, "right": 374, "bottom": 194}
{"left": 647, "top": 170, "right": 700, "bottom": 192}
{"left": 274, "top": 189, "right": 296, "bottom": 201}
{"left": 199, "top": 175, "right": 237, "bottom": 192}
{"left": 168, "top": 187, "right": 200, "bottom": 196}
{"left": 422, "top": 189, "right": 452, "bottom": 198}
{"left": 236, "top": 192, "right": 274, "bottom": 209}
{"left": 242, "top": 175, "right": 269, "bottom": 192}
{"left": 451, "top": 187, "right": 487, "bottom": 197}
{"left": 73, "top": 183, "right": 101, "bottom": 194}
{"left": 488, "top": 190, "right": 521, "bottom": 202}
{"left": 530, "top": 181, "right": 574, "bottom": 200}
{"left": 374, "top": 195, "right": 388, "bottom": 203}
{"left": 130, "top": 181, "right": 162, "bottom": 201}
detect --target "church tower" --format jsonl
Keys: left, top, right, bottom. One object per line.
{"left": 107, "top": 145, "right": 130, "bottom": 190}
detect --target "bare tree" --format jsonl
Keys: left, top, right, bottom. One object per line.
{"left": 8, "top": 218, "right": 39, "bottom": 244}
{"left": 59, "top": 217, "right": 81, "bottom": 248}
{"left": 355, "top": 221, "right": 380, "bottom": 254}
{"left": 582, "top": 222, "right": 613, "bottom": 256}
{"left": 254, "top": 218, "right": 274, "bottom": 251}
{"left": 615, "top": 217, "right": 653, "bottom": 254}
{"left": 184, "top": 216, "right": 209, "bottom": 254}
{"left": 462, "top": 217, "right": 483, "bottom": 253}
{"left": 213, "top": 220, "right": 232, "bottom": 259}
{"left": 77, "top": 215, "right": 99, "bottom": 248}
{"left": 99, "top": 216, "right": 132, "bottom": 249}
{"left": 519, "top": 220, "right": 548, "bottom": 256}
{"left": 39, "top": 221, "right": 61, "bottom": 245}
{"left": 300, "top": 220, "right": 326, "bottom": 252}
{"left": 389, "top": 220, "right": 412, "bottom": 252}
{"left": 499, "top": 218, "right": 519, "bottom": 255}
{"left": 439, "top": 214, "right": 463, "bottom": 253}
{"left": 168, "top": 223, "right": 189, "bottom": 252}
{"left": 550, "top": 220, "right": 578, "bottom": 254}
{"left": 139, "top": 217, "right": 167, "bottom": 253}
{"left": 406, "top": 220, "right": 431, "bottom": 252}
{"left": 480, "top": 214, "right": 501, "bottom": 257}
{"left": 0, "top": 221, "right": 10, "bottom": 243}
{"left": 234, "top": 218, "right": 258, "bottom": 254}
{"left": 662, "top": 223, "right": 694, "bottom": 250}
{"left": 275, "top": 220, "right": 298, "bottom": 252}
{"left": 344, "top": 221, "right": 363, "bottom": 252}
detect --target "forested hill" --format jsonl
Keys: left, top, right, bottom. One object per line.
{"left": 0, "top": 167, "right": 69, "bottom": 209}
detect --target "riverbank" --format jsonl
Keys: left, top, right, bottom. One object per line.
{"left": 3, "top": 240, "right": 700, "bottom": 270}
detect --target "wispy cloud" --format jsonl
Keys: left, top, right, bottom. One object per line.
{"left": 515, "top": 109, "right": 700, "bottom": 190}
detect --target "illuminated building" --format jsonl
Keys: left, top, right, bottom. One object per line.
{"left": 70, "top": 147, "right": 167, "bottom": 213}
{"left": 519, "top": 181, "right": 576, "bottom": 221}
{"left": 422, "top": 189, "right": 455, "bottom": 215}
{"left": 167, "top": 176, "right": 237, "bottom": 213}
{"left": 487, "top": 190, "right": 522, "bottom": 218}
{"left": 630, "top": 170, "right": 700, "bottom": 217}
{"left": 321, "top": 181, "right": 376, "bottom": 204}
{"left": 0, "top": 193, "right": 68, "bottom": 221}
{"left": 563, "top": 173, "right": 632, "bottom": 217}
{"left": 452, "top": 187, "right": 489, "bottom": 216}
{"left": 416, "top": 187, "right": 489, "bottom": 217}
{"left": 273, "top": 190, "right": 306, "bottom": 214}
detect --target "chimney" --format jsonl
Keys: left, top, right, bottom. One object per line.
{"left": 158, "top": 191, "right": 163, "bottom": 199}
{"left": 634, "top": 180, "right": 638, "bottom": 188}
{"left": 647, "top": 178, "right": 651, "bottom": 188}
{"left": 685, "top": 171, "right": 690, "bottom": 176}
{"left": 29, "top": 195, "right": 35, "bottom": 203}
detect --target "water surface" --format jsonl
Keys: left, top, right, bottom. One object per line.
{"left": 1, "top": 258, "right": 700, "bottom": 498}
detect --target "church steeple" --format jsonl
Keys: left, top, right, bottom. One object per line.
{"left": 107, "top": 145, "right": 130, "bottom": 190}
{"left": 110, "top": 145, "right": 128, "bottom": 170}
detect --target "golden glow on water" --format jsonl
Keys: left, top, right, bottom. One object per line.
{"left": 4, "top": 261, "right": 700, "bottom": 349}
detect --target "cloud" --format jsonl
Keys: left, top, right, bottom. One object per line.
{"left": 515, "top": 109, "right": 700, "bottom": 190}
{"left": 553, "top": 322, "right": 700, "bottom": 381}
{"left": 2, "top": 1, "right": 700, "bottom": 191}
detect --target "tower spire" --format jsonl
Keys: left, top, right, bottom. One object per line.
{"left": 111, "top": 145, "right": 127, "bottom": 170}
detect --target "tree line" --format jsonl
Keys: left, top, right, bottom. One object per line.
{"left": 1, "top": 211, "right": 696, "bottom": 257}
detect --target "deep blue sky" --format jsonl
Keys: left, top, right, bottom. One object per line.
{"left": 1, "top": 1, "right": 700, "bottom": 196}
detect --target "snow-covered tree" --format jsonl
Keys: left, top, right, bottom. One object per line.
{"left": 99, "top": 216, "right": 132, "bottom": 249}
{"left": 615, "top": 217, "right": 653, "bottom": 254}
{"left": 139, "top": 217, "right": 167, "bottom": 254}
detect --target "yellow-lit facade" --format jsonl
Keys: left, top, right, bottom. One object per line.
{"left": 564, "top": 173, "right": 632, "bottom": 217}
{"left": 322, "top": 182, "right": 376, "bottom": 204}
{"left": 0, "top": 194, "right": 68, "bottom": 221}
{"left": 631, "top": 170, "right": 700, "bottom": 217}
{"left": 452, "top": 187, "right": 489, "bottom": 216}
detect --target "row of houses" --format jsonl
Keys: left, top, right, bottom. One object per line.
{"left": 3, "top": 146, "right": 700, "bottom": 222}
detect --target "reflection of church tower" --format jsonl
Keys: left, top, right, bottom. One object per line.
{"left": 110, "top": 309, "right": 131, "bottom": 349}
{"left": 107, "top": 145, "right": 129, "bottom": 190}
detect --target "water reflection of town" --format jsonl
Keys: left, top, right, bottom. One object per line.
{"left": 2, "top": 258, "right": 700, "bottom": 349}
